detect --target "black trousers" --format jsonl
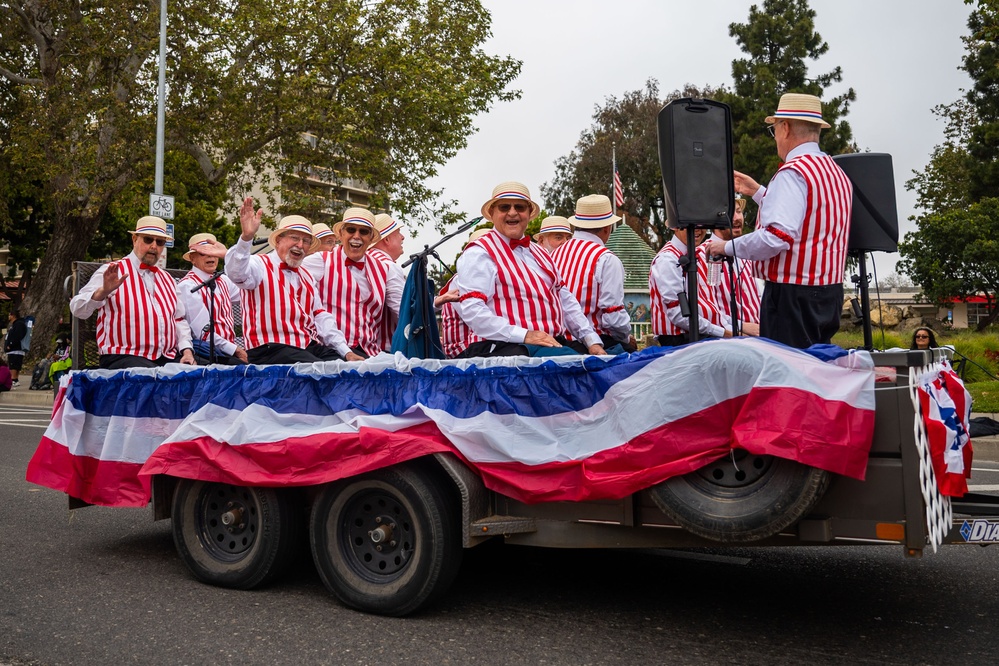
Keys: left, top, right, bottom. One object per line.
{"left": 457, "top": 336, "right": 588, "bottom": 359}
{"left": 246, "top": 342, "right": 345, "bottom": 365}
{"left": 99, "top": 354, "right": 173, "bottom": 370}
{"left": 760, "top": 282, "right": 843, "bottom": 349}
{"left": 656, "top": 334, "right": 689, "bottom": 348}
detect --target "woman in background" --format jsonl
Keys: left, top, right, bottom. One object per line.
{"left": 911, "top": 327, "right": 939, "bottom": 350}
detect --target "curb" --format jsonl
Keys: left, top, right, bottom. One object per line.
{"left": 0, "top": 389, "right": 56, "bottom": 408}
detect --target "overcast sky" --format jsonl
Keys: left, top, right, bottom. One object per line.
{"left": 414, "top": 0, "right": 973, "bottom": 277}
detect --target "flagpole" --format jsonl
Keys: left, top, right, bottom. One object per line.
{"left": 612, "top": 142, "right": 618, "bottom": 216}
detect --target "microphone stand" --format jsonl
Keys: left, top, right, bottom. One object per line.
{"left": 725, "top": 256, "right": 741, "bottom": 337}
{"left": 189, "top": 270, "right": 223, "bottom": 364}
{"left": 401, "top": 216, "right": 484, "bottom": 273}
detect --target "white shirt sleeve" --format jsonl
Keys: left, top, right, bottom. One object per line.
{"left": 69, "top": 263, "right": 111, "bottom": 320}
{"left": 594, "top": 253, "right": 632, "bottom": 342}
{"left": 172, "top": 281, "right": 193, "bottom": 352}
{"left": 558, "top": 287, "right": 601, "bottom": 348}
{"left": 385, "top": 262, "right": 405, "bottom": 317}
{"left": 315, "top": 312, "right": 352, "bottom": 357}
{"left": 650, "top": 245, "right": 727, "bottom": 338}
{"left": 453, "top": 245, "right": 528, "bottom": 344}
{"left": 179, "top": 277, "right": 237, "bottom": 356}
{"left": 224, "top": 238, "right": 265, "bottom": 290}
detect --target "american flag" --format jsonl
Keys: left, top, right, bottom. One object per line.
{"left": 614, "top": 170, "right": 624, "bottom": 207}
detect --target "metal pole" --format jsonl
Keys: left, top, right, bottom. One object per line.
{"left": 612, "top": 142, "right": 617, "bottom": 216}
{"left": 154, "top": 0, "right": 167, "bottom": 195}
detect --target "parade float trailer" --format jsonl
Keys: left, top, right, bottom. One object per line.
{"left": 25, "top": 336, "right": 997, "bottom": 617}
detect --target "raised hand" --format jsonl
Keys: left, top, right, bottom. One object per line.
{"left": 239, "top": 196, "right": 264, "bottom": 241}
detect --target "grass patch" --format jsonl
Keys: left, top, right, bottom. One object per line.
{"left": 967, "top": 382, "right": 999, "bottom": 413}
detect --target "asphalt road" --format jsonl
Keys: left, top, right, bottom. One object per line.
{"left": 3, "top": 405, "right": 999, "bottom": 666}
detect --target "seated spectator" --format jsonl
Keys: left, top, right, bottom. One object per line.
{"left": 911, "top": 327, "right": 939, "bottom": 350}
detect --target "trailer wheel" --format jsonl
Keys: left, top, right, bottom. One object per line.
{"left": 310, "top": 463, "right": 462, "bottom": 616}
{"left": 172, "top": 480, "right": 298, "bottom": 589}
{"left": 650, "top": 452, "right": 830, "bottom": 542}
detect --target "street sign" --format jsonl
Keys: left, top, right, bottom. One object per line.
{"left": 165, "top": 223, "right": 174, "bottom": 248}
{"left": 149, "top": 193, "right": 175, "bottom": 220}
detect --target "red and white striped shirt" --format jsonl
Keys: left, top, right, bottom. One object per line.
{"left": 69, "top": 254, "right": 189, "bottom": 360}
{"left": 650, "top": 237, "right": 728, "bottom": 338}
{"left": 179, "top": 268, "right": 240, "bottom": 354}
{"left": 552, "top": 234, "right": 630, "bottom": 341}
{"left": 238, "top": 254, "right": 320, "bottom": 350}
{"left": 459, "top": 231, "right": 566, "bottom": 337}
{"left": 368, "top": 247, "right": 399, "bottom": 351}
{"left": 700, "top": 244, "right": 762, "bottom": 325}
{"left": 439, "top": 276, "right": 474, "bottom": 358}
{"left": 761, "top": 153, "right": 852, "bottom": 285}
{"left": 317, "top": 247, "right": 390, "bottom": 357}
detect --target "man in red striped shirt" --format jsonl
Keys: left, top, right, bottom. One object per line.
{"left": 178, "top": 232, "right": 247, "bottom": 365}
{"left": 302, "top": 208, "right": 403, "bottom": 358}
{"left": 453, "top": 182, "right": 606, "bottom": 358}
{"left": 69, "top": 216, "right": 196, "bottom": 370}
{"left": 705, "top": 93, "right": 852, "bottom": 348}
{"left": 703, "top": 198, "right": 762, "bottom": 327}
{"left": 534, "top": 216, "right": 572, "bottom": 255}
{"left": 213, "top": 197, "right": 356, "bottom": 364}
{"left": 552, "top": 195, "right": 636, "bottom": 353}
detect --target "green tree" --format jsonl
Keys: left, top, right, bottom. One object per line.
{"left": 716, "top": 0, "right": 856, "bottom": 189}
{"left": 897, "top": 198, "right": 999, "bottom": 330}
{"left": 963, "top": 0, "right": 999, "bottom": 201}
{"left": 540, "top": 79, "right": 719, "bottom": 249}
{"left": 905, "top": 99, "right": 976, "bottom": 215}
{"left": 0, "top": 0, "right": 520, "bottom": 360}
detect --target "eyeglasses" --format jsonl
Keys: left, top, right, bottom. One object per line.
{"left": 141, "top": 236, "right": 167, "bottom": 247}
{"left": 766, "top": 120, "right": 784, "bottom": 138}
{"left": 282, "top": 234, "right": 311, "bottom": 246}
{"left": 495, "top": 202, "right": 530, "bottom": 213}
{"left": 342, "top": 225, "right": 372, "bottom": 237}
{"left": 915, "top": 334, "right": 930, "bottom": 339}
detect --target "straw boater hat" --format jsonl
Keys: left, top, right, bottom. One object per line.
{"left": 333, "top": 207, "right": 381, "bottom": 245}
{"left": 311, "top": 222, "right": 334, "bottom": 241}
{"left": 734, "top": 196, "right": 746, "bottom": 212}
{"left": 765, "top": 93, "right": 831, "bottom": 129}
{"left": 130, "top": 216, "right": 173, "bottom": 240}
{"left": 374, "top": 213, "right": 404, "bottom": 240}
{"left": 268, "top": 214, "right": 320, "bottom": 252}
{"left": 535, "top": 216, "right": 572, "bottom": 237}
{"left": 480, "top": 181, "right": 541, "bottom": 221}
{"left": 183, "top": 233, "right": 218, "bottom": 262}
{"left": 465, "top": 227, "right": 491, "bottom": 247}
{"left": 568, "top": 194, "right": 621, "bottom": 229}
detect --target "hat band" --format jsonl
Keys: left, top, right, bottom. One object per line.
{"left": 773, "top": 109, "right": 824, "bottom": 121}
{"left": 282, "top": 223, "right": 313, "bottom": 235}
{"left": 193, "top": 240, "right": 212, "bottom": 247}
{"left": 574, "top": 211, "right": 614, "bottom": 222}
{"left": 314, "top": 229, "right": 334, "bottom": 238}
{"left": 540, "top": 224, "right": 572, "bottom": 234}
{"left": 379, "top": 220, "right": 400, "bottom": 236}
{"left": 494, "top": 191, "right": 531, "bottom": 202}
{"left": 135, "top": 225, "right": 167, "bottom": 235}
{"left": 343, "top": 217, "right": 373, "bottom": 228}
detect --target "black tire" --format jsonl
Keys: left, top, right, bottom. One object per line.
{"left": 309, "top": 463, "right": 462, "bottom": 616}
{"left": 650, "top": 452, "right": 830, "bottom": 542}
{"left": 172, "top": 479, "right": 299, "bottom": 589}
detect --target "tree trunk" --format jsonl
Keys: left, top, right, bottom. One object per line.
{"left": 975, "top": 300, "right": 999, "bottom": 331}
{"left": 20, "top": 212, "right": 102, "bottom": 366}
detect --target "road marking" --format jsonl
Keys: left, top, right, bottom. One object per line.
{"left": 968, "top": 484, "right": 999, "bottom": 491}
{"left": 0, "top": 419, "right": 50, "bottom": 429}
{"left": 972, "top": 467, "right": 999, "bottom": 473}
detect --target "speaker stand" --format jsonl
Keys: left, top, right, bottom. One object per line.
{"left": 685, "top": 224, "right": 701, "bottom": 342}
{"left": 849, "top": 250, "right": 874, "bottom": 351}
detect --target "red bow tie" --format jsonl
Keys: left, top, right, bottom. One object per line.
{"left": 139, "top": 263, "right": 156, "bottom": 271}
{"left": 510, "top": 236, "right": 531, "bottom": 250}
{"left": 279, "top": 262, "right": 299, "bottom": 273}
{"left": 345, "top": 258, "right": 365, "bottom": 269}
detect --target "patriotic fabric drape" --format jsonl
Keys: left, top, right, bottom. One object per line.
{"left": 915, "top": 363, "right": 973, "bottom": 497}
{"left": 27, "top": 338, "right": 876, "bottom": 508}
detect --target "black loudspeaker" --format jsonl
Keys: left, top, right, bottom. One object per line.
{"left": 831, "top": 153, "right": 899, "bottom": 253}
{"left": 657, "top": 98, "right": 734, "bottom": 230}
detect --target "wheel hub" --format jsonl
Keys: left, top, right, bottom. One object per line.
{"left": 196, "top": 485, "right": 258, "bottom": 558}
{"left": 342, "top": 491, "right": 414, "bottom": 578}
{"left": 695, "top": 450, "right": 773, "bottom": 488}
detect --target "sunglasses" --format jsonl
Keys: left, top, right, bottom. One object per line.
{"left": 342, "top": 225, "right": 372, "bottom": 237}
{"left": 495, "top": 202, "right": 530, "bottom": 213}
{"left": 766, "top": 120, "right": 785, "bottom": 138}
{"left": 141, "top": 236, "right": 167, "bottom": 247}
{"left": 915, "top": 334, "right": 930, "bottom": 339}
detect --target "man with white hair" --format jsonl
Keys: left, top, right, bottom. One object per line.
{"left": 302, "top": 208, "right": 403, "bottom": 358}
{"left": 207, "top": 197, "right": 356, "bottom": 364}
{"left": 454, "top": 181, "right": 605, "bottom": 358}
{"left": 553, "top": 195, "right": 636, "bottom": 353}
{"left": 70, "top": 216, "right": 196, "bottom": 369}
{"left": 534, "top": 216, "right": 572, "bottom": 255}
{"left": 369, "top": 213, "right": 407, "bottom": 350}
{"left": 705, "top": 92, "right": 852, "bottom": 348}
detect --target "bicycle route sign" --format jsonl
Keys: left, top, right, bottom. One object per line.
{"left": 149, "top": 193, "right": 175, "bottom": 220}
